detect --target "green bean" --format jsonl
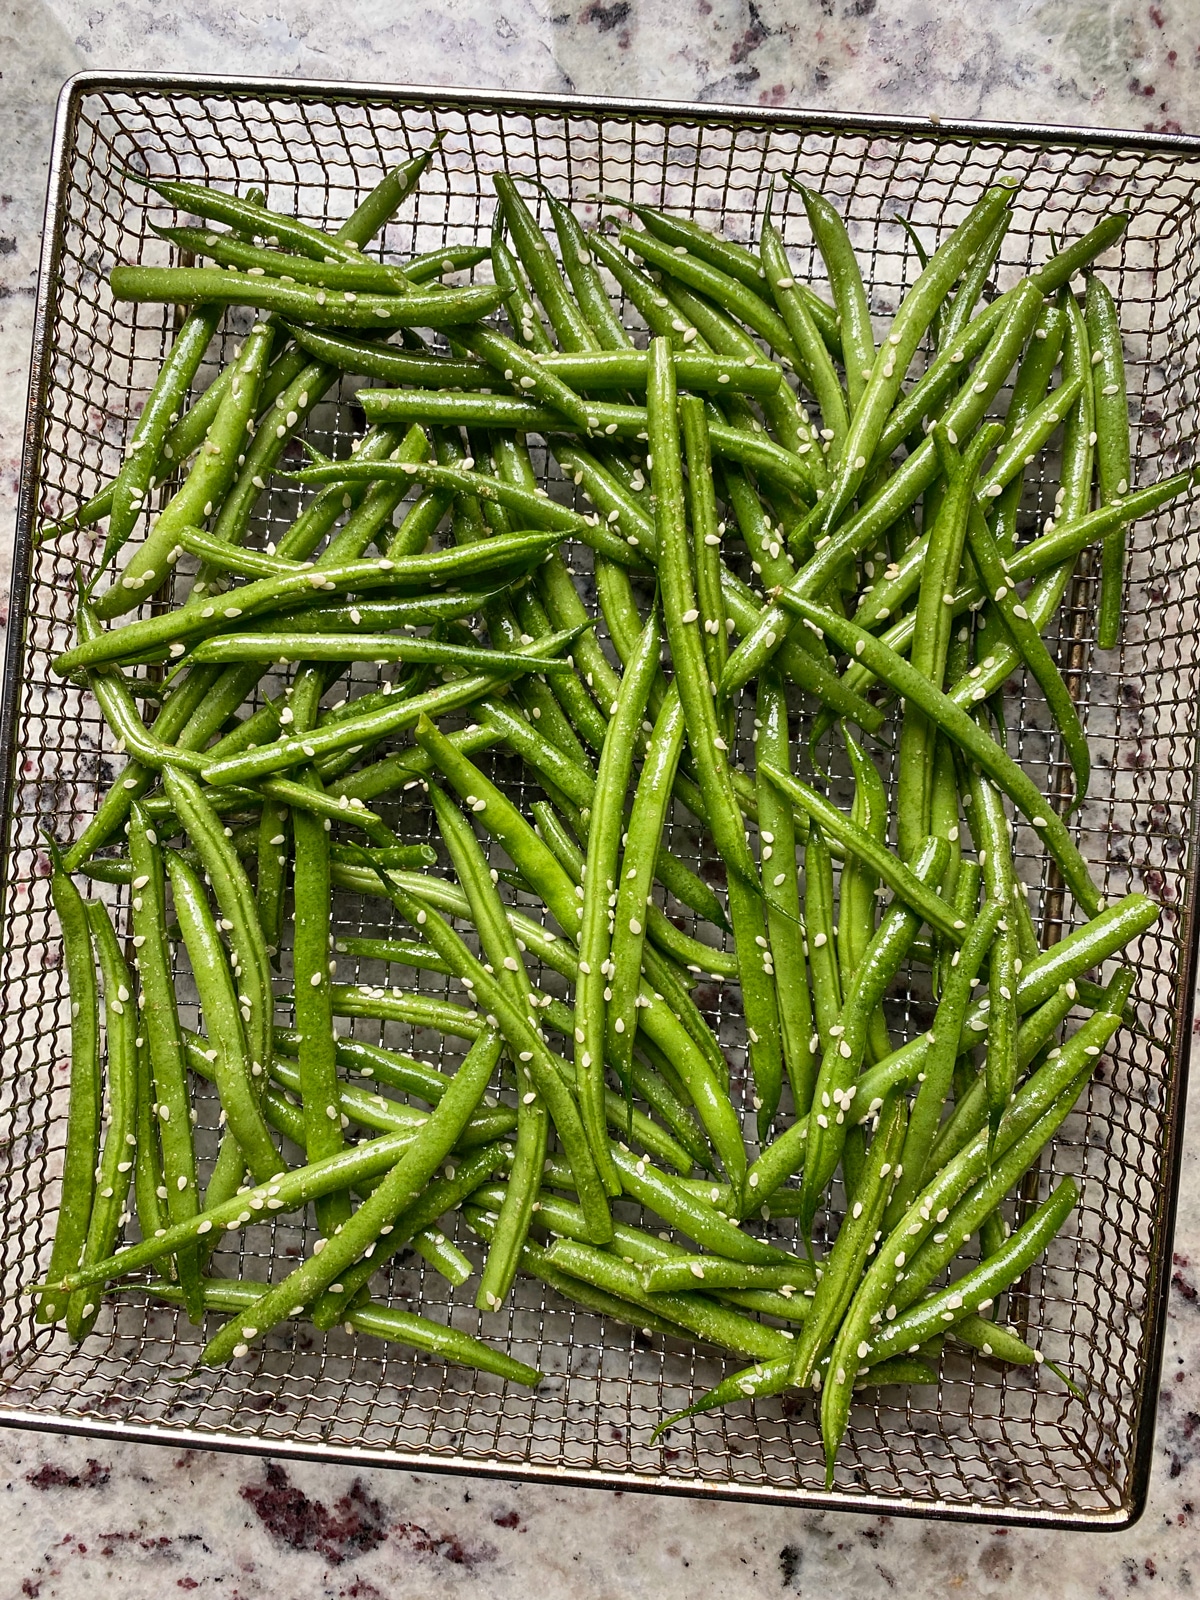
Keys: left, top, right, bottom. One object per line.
{"left": 154, "top": 224, "right": 430, "bottom": 292}
{"left": 161, "top": 766, "right": 272, "bottom": 1086}
{"left": 889, "top": 897, "right": 1003, "bottom": 1229}
{"left": 146, "top": 1273, "right": 540, "bottom": 1385}
{"left": 895, "top": 425, "right": 1002, "bottom": 861}
{"left": 493, "top": 175, "right": 599, "bottom": 352}
{"left": 132, "top": 1034, "right": 171, "bottom": 1256}
{"left": 784, "top": 177, "right": 875, "bottom": 411}
{"left": 165, "top": 850, "right": 282, "bottom": 1183}
{"left": 1087, "top": 273, "right": 1132, "bottom": 649}
{"left": 838, "top": 725, "right": 891, "bottom": 1061}
{"left": 290, "top": 777, "right": 350, "bottom": 1238}
{"left": 542, "top": 1237, "right": 793, "bottom": 1363}
{"left": 604, "top": 197, "right": 774, "bottom": 300}
{"left": 262, "top": 1050, "right": 514, "bottom": 1149}
{"left": 965, "top": 501, "right": 1089, "bottom": 814}
{"left": 329, "top": 981, "right": 486, "bottom": 1038}
{"left": 801, "top": 836, "right": 948, "bottom": 1235}
{"left": 782, "top": 599, "right": 1105, "bottom": 916}
{"left": 990, "top": 302, "right": 1068, "bottom": 553}
{"left": 755, "top": 673, "right": 817, "bottom": 1116}
{"left": 940, "top": 208, "right": 1011, "bottom": 351}
{"left": 951, "top": 1310, "right": 1081, "bottom": 1394}
{"left": 489, "top": 216, "right": 552, "bottom": 351}
{"left": 199, "top": 630, "right": 576, "bottom": 792}
{"left": 195, "top": 357, "right": 342, "bottom": 588}
{"left": 760, "top": 190, "right": 848, "bottom": 448}
{"left": 65, "top": 900, "right": 139, "bottom": 1340}
{"left": 681, "top": 401, "right": 730, "bottom": 728}
{"left": 543, "top": 348, "right": 784, "bottom": 396}
{"left": 818, "top": 970, "right": 1130, "bottom": 1461}
{"left": 767, "top": 765, "right": 964, "bottom": 943}
{"left": 541, "top": 188, "right": 632, "bottom": 351}
{"left": 640, "top": 1255, "right": 814, "bottom": 1296}
{"left": 790, "top": 1092, "right": 909, "bottom": 1388}
{"left": 255, "top": 795, "right": 290, "bottom": 964}
{"left": 869, "top": 302, "right": 1003, "bottom": 468}
{"left": 606, "top": 686, "right": 681, "bottom": 1084}
{"left": 93, "top": 318, "right": 274, "bottom": 620}
{"left": 46, "top": 1117, "right": 439, "bottom": 1297}
{"left": 607, "top": 1143, "right": 792, "bottom": 1267}
{"left": 650, "top": 279, "right": 813, "bottom": 461}
{"left": 468, "top": 1205, "right": 686, "bottom": 1341}
{"left": 459, "top": 323, "right": 596, "bottom": 428}
{"left": 867, "top": 1176, "right": 1078, "bottom": 1369}
{"left": 648, "top": 339, "right": 782, "bottom": 1122}
{"left": 91, "top": 302, "right": 225, "bottom": 579}
{"left": 38, "top": 850, "right": 101, "bottom": 1325}
{"left": 803, "top": 819, "right": 843, "bottom": 1056}
{"left": 409, "top": 724, "right": 724, "bottom": 1137}
{"left": 276, "top": 1029, "right": 443, "bottom": 1104}
{"left": 828, "top": 466, "right": 1197, "bottom": 723}
{"left": 509, "top": 593, "right": 612, "bottom": 761}
{"left": 423, "top": 781, "right": 550, "bottom": 1310}
{"left": 43, "top": 153, "right": 434, "bottom": 545}
{"left": 650, "top": 1346, "right": 944, "bottom": 1441}
{"left": 287, "top": 323, "right": 489, "bottom": 386}
{"left": 624, "top": 1052, "right": 714, "bottom": 1173}
{"left": 963, "top": 768, "right": 1021, "bottom": 1148}
{"left": 262, "top": 588, "right": 504, "bottom": 635}
{"left": 816, "top": 1176, "right": 1079, "bottom": 1478}
{"left": 576, "top": 608, "right": 661, "bottom": 1185}
{"left": 126, "top": 158, "right": 422, "bottom": 279}
{"left": 61, "top": 530, "right": 562, "bottom": 681}
{"left": 356, "top": 388, "right": 820, "bottom": 501}
{"left": 111, "top": 261, "right": 502, "bottom": 322}
{"left": 584, "top": 229, "right": 710, "bottom": 351}
{"left": 308, "top": 1140, "right": 512, "bottom": 1329}
{"left": 536, "top": 550, "right": 626, "bottom": 716}
{"left": 1059, "top": 288, "right": 1097, "bottom": 531}
{"left": 186, "top": 628, "right": 575, "bottom": 675}
{"left": 200, "top": 1028, "right": 503, "bottom": 1364}
{"left": 128, "top": 804, "right": 203, "bottom": 1319}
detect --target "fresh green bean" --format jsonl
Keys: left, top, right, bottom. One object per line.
{"left": 493, "top": 175, "right": 598, "bottom": 353}
{"left": 128, "top": 804, "right": 204, "bottom": 1319}
{"left": 38, "top": 851, "right": 101, "bottom": 1325}
{"left": 576, "top": 608, "right": 661, "bottom": 1186}
{"left": 756, "top": 673, "right": 817, "bottom": 1116}
{"left": 785, "top": 178, "right": 875, "bottom": 411}
{"left": 66, "top": 901, "right": 139, "bottom": 1340}
{"left": 1087, "top": 273, "right": 1132, "bottom": 649}
{"left": 790, "top": 1092, "right": 908, "bottom": 1387}
{"left": 800, "top": 837, "right": 948, "bottom": 1235}
{"left": 165, "top": 850, "right": 282, "bottom": 1184}
{"left": 93, "top": 319, "right": 274, "bottom": 620}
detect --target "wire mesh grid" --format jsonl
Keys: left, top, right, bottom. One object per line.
{"left": 3, "top": 74, "right": 1200, "bottom": 1525}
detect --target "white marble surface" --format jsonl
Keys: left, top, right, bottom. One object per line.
{"left": 3, "top": 2, "right": 1200, "bottom": 1594}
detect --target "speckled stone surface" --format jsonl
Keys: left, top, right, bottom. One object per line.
{"left": 3, "top": 3, "right": 1200, "bottom": 1595}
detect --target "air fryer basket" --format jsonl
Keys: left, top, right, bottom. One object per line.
{"left": 3, "top": 73, "right": 1199, "bottom": 1526}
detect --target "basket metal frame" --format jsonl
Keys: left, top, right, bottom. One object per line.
{"left": 4, "top": 70, "right": 1200, "bottom": 1528}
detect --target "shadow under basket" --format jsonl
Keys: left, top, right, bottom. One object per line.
{"left": 3, "top": 72, "right": 1199, "bottom": 1527}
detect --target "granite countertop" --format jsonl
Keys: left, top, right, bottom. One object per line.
{"left": 3, "top": 2, "right": 1200, "bottom": 1594}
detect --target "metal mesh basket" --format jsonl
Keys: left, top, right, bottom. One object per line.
{"left": 3, "top": 72, "right": 1199, "bottom": 1527}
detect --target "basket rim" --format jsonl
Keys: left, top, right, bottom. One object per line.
{"left": 3, "top": 68, "right": 1196, "bottom": 1529}
{"left": 45, "top": 69, "right": 1200, "bottom": 157}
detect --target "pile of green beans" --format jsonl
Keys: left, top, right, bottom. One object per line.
{"left": 33, "top": 147, "right": 1188, "bottom": 1480}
